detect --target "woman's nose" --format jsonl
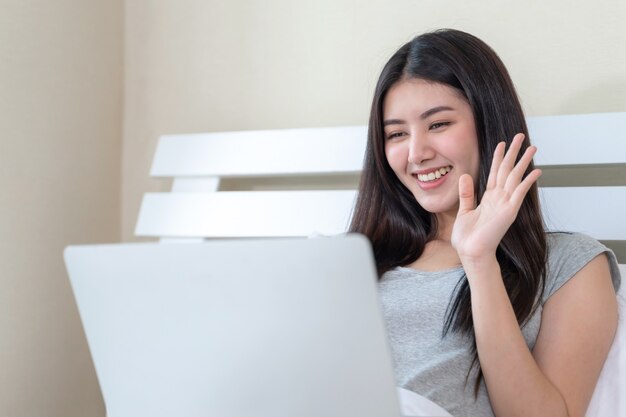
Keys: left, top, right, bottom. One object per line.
{"left": 407, "top": 134, "right": 435, "bottom": 164}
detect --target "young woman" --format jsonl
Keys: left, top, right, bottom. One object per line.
{"left": 350, "top": 29, "right": 621, "bottom": 417}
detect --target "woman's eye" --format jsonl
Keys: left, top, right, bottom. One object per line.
{"left": 386, "top": 131, "right": 406, "bottom": 140}
{"left": 429, "top": 121, "right": 450, "bottom": 130}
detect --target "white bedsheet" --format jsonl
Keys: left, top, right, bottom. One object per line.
{"left": 397, "top": 387, "right": 452, "bottom": 416}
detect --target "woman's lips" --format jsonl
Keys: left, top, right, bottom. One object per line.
{"left": 414, "top": 166, "right": 452, "bottom": 181}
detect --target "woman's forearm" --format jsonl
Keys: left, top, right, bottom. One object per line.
{"left": 463, "top": 256, "right": 569, "bottom": 417}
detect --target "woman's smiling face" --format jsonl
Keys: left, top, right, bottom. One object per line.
{"left": 383, "top": 78, "right": 480, "bottom": 219}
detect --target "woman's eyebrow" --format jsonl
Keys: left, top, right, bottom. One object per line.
{"left": 420, "top": 105, "right": 454, "bottom": 119}
{"left": 383, "top": 119, "right": 405, "bottom": 127}
{"left": 384, "top": 106, "right": 455, "bottom": 127}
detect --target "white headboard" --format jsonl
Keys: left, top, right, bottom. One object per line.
{"left": 135, "top": 112, "right": 626, "bottom": 262}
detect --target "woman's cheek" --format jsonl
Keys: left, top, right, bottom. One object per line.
{"left": 385, "top": 143, "right": 407, "bottom": 172}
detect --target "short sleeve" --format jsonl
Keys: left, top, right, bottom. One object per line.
{"left": 543, "top": 232, "right": 621, "bottom": 303}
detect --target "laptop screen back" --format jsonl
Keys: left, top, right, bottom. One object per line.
{"left": 64, "top": 235, "right": 401, "bottom": 417}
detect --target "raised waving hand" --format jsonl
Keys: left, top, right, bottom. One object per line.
{"left": 451, "top": 133, "right": 542, "bottom": 262}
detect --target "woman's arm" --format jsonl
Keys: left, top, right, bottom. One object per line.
{"left": 531, "top": 254, "right": 617, "bottom": 416}
{"left": 464, "top": 253, "right": 616, "bottom": 417}
{"left": 451, "top": 134, "right": 618, "bottom": 416}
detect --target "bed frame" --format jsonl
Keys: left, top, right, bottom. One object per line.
{"left": 135, "top": 112, "right": 626, "bottom": 416}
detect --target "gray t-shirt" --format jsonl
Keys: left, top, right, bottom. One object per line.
{"left": 378, "top": 232, "right": 622, "bottom": 417}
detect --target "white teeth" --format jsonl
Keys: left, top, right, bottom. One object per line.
{"left": 416, "top": 166, "right": 451, "bottom": 182}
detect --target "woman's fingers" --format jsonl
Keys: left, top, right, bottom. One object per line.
{"left": 483, "top": 132, "right": 541, "bottom": 210}
{"left": 457, "top": 173, "right": 476, "bottom": 215}
{"left": 496, "top": 133, "right": 525, "bottom": 187}
{"left": 505, "top": 145, "right": 538, "bottom": 192}
{"left": 487, "top": 141, "right": 506, "bottom": 190}
{"left": 511, "top": 168, "right": 542, "bottom": 206}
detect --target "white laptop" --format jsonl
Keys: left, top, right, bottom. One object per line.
{"left": 64, "top": 234, "right": 451, "bottom": 417}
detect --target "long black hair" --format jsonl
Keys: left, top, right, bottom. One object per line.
{"left": 349, "top": 29, "right": 547, "bottom": 392}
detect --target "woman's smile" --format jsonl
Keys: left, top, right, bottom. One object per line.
{"left": 414, "top": 166, "right": 453, "bottom": 188}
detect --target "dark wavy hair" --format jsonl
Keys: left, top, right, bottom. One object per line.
{"left": 349, "top": 29, "right": 547, "bottom": 393}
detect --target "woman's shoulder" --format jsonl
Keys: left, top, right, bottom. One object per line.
{"left": 546, "top": 231, "right": 605, "bottom": 253}
{"left": 543, "top": 231, "right": 621, "bottom": 300}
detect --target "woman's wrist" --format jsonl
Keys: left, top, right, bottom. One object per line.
{"left": 460, "top": 254, "right": 501, "bottom": 286}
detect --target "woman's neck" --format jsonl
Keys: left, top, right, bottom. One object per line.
{"left": 405, "top": 211, "right": 461, "bottom": 272}
{"left": 435, "top": 211, "right": 456, "bottom": 241}
{"left": 407, "top": 239, "right": 462, "bottom": 272}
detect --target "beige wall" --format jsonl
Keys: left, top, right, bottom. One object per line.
{"left": 2, "top": 0, "right": 625, "bottom": 415}
{"left": 0, "top": 1, "right": 121, "bottom": 416}
{"left": 123, "top": 0, "right": 626, "bottom": 241}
